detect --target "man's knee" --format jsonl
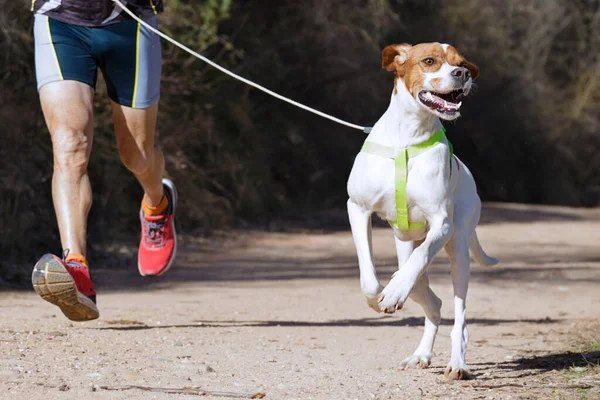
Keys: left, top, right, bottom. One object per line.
{"left": 52, "top": 128, "right": 91, "bottom": 172}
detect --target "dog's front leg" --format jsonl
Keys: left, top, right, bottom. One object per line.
{"left": 378, "top": 215, "right": 452, "bottom": 313}
{"left": 347, "top": 199, "right": 383, "bottom": 312}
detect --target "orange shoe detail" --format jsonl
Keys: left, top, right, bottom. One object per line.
{"left": 65, "top": 252, "right": 89, "bottom": 267}
{"left": 142, "top": 194, "right": 168, "bottom": 217}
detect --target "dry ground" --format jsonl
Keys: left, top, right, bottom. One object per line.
{"left": 1, "top": 203, "right": 600, "bottom": 399}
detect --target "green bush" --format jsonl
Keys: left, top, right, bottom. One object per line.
{"left": 1, "top": 0, "right": 599, "bottom": 282}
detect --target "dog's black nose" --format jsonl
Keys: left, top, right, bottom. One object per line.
{"left": 451, "top": 67, "right": 470, "bottom": 83}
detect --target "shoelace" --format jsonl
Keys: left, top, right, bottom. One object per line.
{"left": 142, "top": 215, "right": 168, "bottom": 247}
{"left": 66, "top": 260, "right": 86, "bottom": 269}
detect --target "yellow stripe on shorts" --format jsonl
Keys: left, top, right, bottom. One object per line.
{"left": 46, "top": 17, "right": 64, "bottom": 80}
{"left": 132, "top": 21, "right": 141, "bottom": 108}
{"left": 149, "top": 0, "right": 158, "bottom": 14}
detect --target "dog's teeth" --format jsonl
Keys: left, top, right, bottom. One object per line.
{"left": 443, "top": 100, "right": 448, "bottom": 108}
{"left": 426, "top": 92, "right": 433, "bottom": 100}
{"left": 457, "top": 101, "right": 462, "bottom": 108}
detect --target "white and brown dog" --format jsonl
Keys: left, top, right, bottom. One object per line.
{"left": 347, "top": 42, "right": 498, "bottom": 379}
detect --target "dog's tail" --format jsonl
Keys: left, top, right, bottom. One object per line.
{"left": 470, "top": 231, "right": 499, "bottom": 267}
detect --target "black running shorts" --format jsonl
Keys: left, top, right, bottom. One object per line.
{"left": 34, "top": 14, "right": 161, "bottom": 108}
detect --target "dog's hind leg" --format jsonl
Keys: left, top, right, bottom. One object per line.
{"left": 399, "top": 269, "right": 442, "bottom": 370}
{"left": 444, "top": 234, "right": 473, "bottom": 380}
{"left": 347, "top": 199, "right": 383, "bottom": 312}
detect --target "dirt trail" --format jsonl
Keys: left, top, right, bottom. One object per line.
{"left": 1, "top": 203, "right": 600, "bottom": 399}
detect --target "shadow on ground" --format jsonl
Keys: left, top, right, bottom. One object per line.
{"left": 92, "top": 315, "right": 559, "bottom": 331}
{"left": 501, "top": 351, "right": 600, "bottom": 373}
{"left": 90, "top": 256, "right": 600, "bottom": 292}
{"left": 243, "top": 203, "right": 595, "bottom": 233}
{"left": 467, "top": 350, "right": 600, "bottom": 379}
{"left": 5, "top": 246, "right": 600, "bottom": 292}
{"left": 477, "top": 203, "right": 593, "bottom": 224}
{"left": 3, "top": 203, "right": 599, "bottom": 291}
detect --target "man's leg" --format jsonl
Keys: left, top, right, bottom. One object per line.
{"left": 98, "top": 15, "right": 175, "bottom": 276}
{"left": 31, "top": 80, "right": 99, "bottom": 321}
{"left": 112, "top": 101, "right": 177, "bottom": 276}
{"left": 43, "top": 81, "right": 95, "bottom": 255}
{"left": 112, "top": 101, "right": 164, "bottom": 205}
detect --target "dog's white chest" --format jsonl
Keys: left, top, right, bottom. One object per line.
{"left": 347, "top": 152, "right": 429, "bottom": 227}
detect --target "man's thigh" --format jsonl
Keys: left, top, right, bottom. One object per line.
{"left": 112, "top": 100, "right": 158, "bottom": 149}
{"left": 39, "top": 81, "right": 94, "bottom": 143}
{"left": 34, "top": 14, "right": 97, "bottom": 91}
{"left": 97, "top": 17, "right": 162, "bottom": 109}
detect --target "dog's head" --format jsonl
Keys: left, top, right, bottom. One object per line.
{"left": 382, "top": 42, "right": 479, "bottom": 121}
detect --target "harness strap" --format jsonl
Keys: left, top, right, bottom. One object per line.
{"left": 360, "top": 127, "right": 453, "bottom": 231}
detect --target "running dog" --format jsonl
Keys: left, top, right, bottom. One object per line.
{"left": 347, "top": 42, "right": 498, "bottom": 380}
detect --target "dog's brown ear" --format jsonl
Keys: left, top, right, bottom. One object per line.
{"left": 462, "top": 60, "right": 479, "bottom": 80}
{"left": 382, "top": 44, "right": 412, "bottom": 74}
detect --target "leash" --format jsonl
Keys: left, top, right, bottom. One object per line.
{"left": 112, "top": 0, "right": 372, "bottom": 134}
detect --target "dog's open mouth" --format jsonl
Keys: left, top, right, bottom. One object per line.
{"left": 418, "top": 89, "right": 466, "bottom": 115}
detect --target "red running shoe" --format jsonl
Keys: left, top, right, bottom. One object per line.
{"left": 32, "top": 254, "right": 99, "bottom": 321}
{"left": 138, "top": 178, "right": 178, "bottom": 276}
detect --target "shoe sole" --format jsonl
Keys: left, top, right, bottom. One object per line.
{"left": 138, "top": 178, "right": 178, "bottom": 277}
{"left": 32, "top": 254, "right": 99, "bottom": 322}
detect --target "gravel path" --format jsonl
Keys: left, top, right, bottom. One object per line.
{"left": 1, "top": 203, "right": 599, "bottom": 399}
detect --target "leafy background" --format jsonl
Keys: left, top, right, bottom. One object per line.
{"left": 1, "top": 0, "right": 599, "bottom": 283}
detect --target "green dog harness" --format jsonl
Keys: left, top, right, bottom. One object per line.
{"left": 360, "top": 127, "right": 453, "bottom": 232}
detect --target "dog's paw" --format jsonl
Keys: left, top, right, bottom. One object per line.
{"left": 365, "top": 296, "right": 383, "bottom": 313}
{"left": 377, "top": 281, "right": 408, "bottom": 314}
{"left": 400, "top": 353, "right": 432, "bottom": 370}
{"left": 361, "top": 281, "right": 383, "bottom": 313}
{"left": 444, "top": 365, "right": 472, "bottom": 380}
{"left": 377, "top": 294, "right": 404, "bottom": 314}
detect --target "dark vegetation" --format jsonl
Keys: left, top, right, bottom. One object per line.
{"left": 1, "top": 0, "right": 598, "bottom": 280}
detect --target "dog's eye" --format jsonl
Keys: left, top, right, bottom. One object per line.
{"left": 422, "top": 58, "right": 435, "bottom": 66}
